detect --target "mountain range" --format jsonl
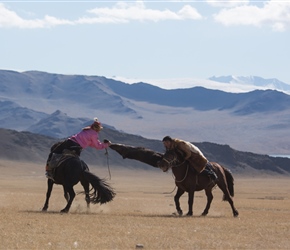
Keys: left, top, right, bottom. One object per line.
{"left": 114, "top": 75, "right": 290, "bottom": 93}
{"left": 1, "top": 69, "right": 290, "bottom": 155}
{"left": 209, "top": 75, "right": 290, "bottom": 93}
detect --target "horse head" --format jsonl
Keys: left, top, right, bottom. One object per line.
{"left": 158, "top": 149, "right": 180, "bottom": 172}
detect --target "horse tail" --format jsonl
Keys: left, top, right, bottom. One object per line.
{"left": 83, "top": 170, "right": 115, "bottom": 204}
{"left": 222, "top": 166, "right": 235, "bottom": 199}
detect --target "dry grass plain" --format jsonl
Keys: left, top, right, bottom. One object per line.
{"left": 0, "top": 160, "right": 290, "bottom": 250}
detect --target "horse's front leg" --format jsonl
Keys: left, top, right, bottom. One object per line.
{"left": 60, "top": 186, "right": 75, "bottom": 213}
{"left": 42, "top": 179, "right": 54, "bottom": 212}
{"left": 187, "top": 189, "right": 195, "bottom": 216}
{"left": 63, "top": 186, "right": 69, "bottom": 202}
{"left": 201, "top": 187, "right": 213, "bottom": 216}
{"left": 174, "top": 187, "right": 185, "bottom": 216}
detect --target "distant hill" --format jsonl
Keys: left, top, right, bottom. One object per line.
{"left": 106, "top": 80, "right": 290, "bottom": 114}
{"left": 1, "top": 128, "right": 289, "bottom": 176}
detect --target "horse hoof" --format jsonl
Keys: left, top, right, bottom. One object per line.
{"left": 234, "top": 211, "right": 239, "bottom": 217}
{"left": 201, "top": 212, "right": 208, "bottom": 216}
{"left": 186, "top": 212, "right": 193, "bottom": 216}
{"left": 60, "top": 209, "right": 69, "bottom": 213}
{"left": 178, "top": 210, "right": 183, "bottom": 216}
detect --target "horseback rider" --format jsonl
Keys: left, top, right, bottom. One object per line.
{"left": 45, "top": 118, "right": 111, "bottom": 179}
{"left": 162, "top": 136, "right": 218, "bottom": 182}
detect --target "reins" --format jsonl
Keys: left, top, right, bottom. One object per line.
{"left": 172, "top": 163, "right": 189, "bottom": 183}
{"left": 162, "top": 185, "right": 176, "bottom": 194}
{"left": 172, "top": 160, "right": 186, "bottom": 168}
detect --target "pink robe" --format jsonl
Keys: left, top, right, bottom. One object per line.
{"left": 70, "top": 129, "right": 108, "bottom": 150}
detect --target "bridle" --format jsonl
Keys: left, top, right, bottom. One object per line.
{"left": 159, "top": 153, "right": 177, "bottom": 171}
{"left": 160, "top": 152, "right": 189, "bottom": 183}
{"left": 159, "top": 151, "right": 186, "bottom": 171}
{"left": 157, "top": 151, "right": 191, "bottom": 195}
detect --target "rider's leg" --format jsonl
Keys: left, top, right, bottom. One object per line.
{"left": 204, "top": 162, "right": 218, "bottom": 181}
{"left": 45, "top": 164, "right": 54, "bottom": 180}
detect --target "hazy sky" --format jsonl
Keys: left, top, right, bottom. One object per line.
{"left": 1, "top": 0, "right": 290, "bottom": 88}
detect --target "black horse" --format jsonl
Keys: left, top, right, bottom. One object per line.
{"left": 42, "top": 154, "right": 115, "bottom": 213}
{"left": 158, "top": 149, "right": 239, "bottom": 217}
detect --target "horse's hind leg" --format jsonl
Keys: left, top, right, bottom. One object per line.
{"left": 224, "top": 192, "right": 239, "bottom": 217}
{"left": 61, "top": 186, "right": 75, "bottom": 213}
{"left": 42, "top": 179, "right": 54, "bottom": 212}
{"left": 217, "top": 181, "right": 239, "bottom": 217}
{"left": 201, "top": 187, "right": 213, "bottom": 216}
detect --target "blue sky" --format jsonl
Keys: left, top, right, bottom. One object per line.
{"left": 1, "top": 0, "right": 290, "bottom": 88}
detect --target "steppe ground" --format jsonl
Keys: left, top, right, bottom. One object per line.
{"left": 0, "top": 160, "right": 290, "bottom": 250}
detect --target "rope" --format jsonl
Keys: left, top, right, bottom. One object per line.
{"left": 163, "top": 185, "right": 177, "bottom": 194}
{"left": 162, "top": 165, "right": 189, "bottom": 195}
{"left": 161, "top": 160, "right": 188, "bottom": 194}
{"left": 105, "top": 148, "right": 111, "bottom": 180}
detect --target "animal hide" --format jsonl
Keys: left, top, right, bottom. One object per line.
{"left": 109, "top": 143, "right": 163, "bottom": 168}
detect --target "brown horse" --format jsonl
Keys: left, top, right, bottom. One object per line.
{"left": 158, "top": 149, "right": 239, "bottom": 217}
{"left": 110, "top": 143, "right": 238, "bottom": 217}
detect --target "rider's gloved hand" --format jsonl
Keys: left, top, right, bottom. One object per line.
{"left": 104, "top": 139, "right": 111, "bottom": 146}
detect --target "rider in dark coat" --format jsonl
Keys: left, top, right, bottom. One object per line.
{"left": 162, "top": 136, "right": 218, "bottom": 181}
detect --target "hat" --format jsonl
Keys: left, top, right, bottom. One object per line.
{"left": 92, "top": 117, "right": 103, "bottom": 129}
{"left": 93, "top": 117, "right": 100, "bottom": 125}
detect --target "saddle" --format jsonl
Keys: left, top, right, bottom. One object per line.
{"left": 47, "top": 149, "right": 79, "bottom": 170}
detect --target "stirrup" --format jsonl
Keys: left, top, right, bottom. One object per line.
{"left": 45, "top": 172, "right": 55, "bottom": 181}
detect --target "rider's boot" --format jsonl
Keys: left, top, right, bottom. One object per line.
{"left": 205, "top": 163, "right": 218, "bottom": 183}
{"left": 45, "top": 165, "right": 54, "bottom": 181}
